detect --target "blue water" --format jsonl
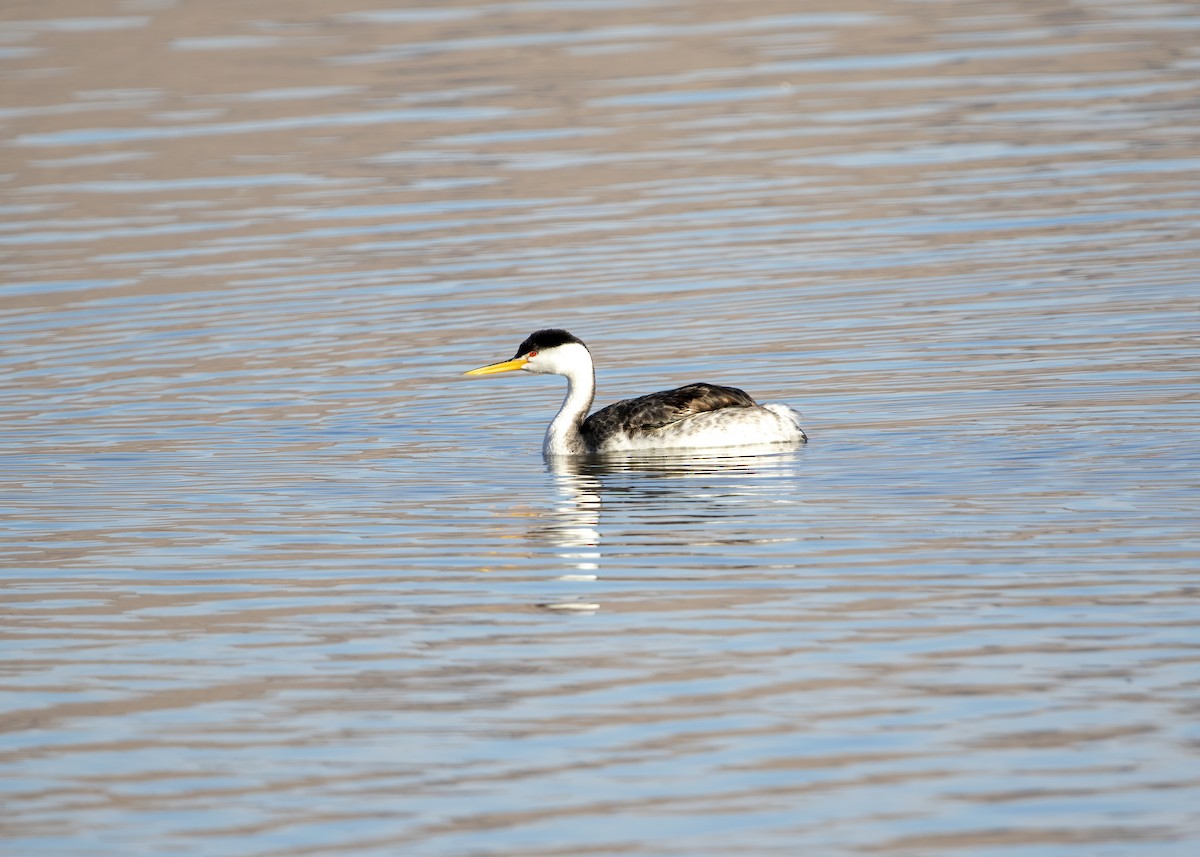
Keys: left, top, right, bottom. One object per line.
{"left": 2, "top": 0, "right": 1199, "bottom": 855}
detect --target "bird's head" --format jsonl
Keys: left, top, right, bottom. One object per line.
{"left": 464, "top": 329, "right": 591, "bottom": 378}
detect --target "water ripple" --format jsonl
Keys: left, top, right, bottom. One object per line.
{"left": 3, "top": 1, "right": 1199, "bottom": 855}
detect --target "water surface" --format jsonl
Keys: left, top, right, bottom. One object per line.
{"left": 2, "top": 1, "right": 1199, "bottom": 855}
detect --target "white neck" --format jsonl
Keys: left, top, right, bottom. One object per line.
{"left": 537, "top": 345, "right": 595, "bottom": 456}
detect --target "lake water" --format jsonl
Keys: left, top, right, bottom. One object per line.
{"left": 3, "top": 1, "right": 1199, "bottom": 854}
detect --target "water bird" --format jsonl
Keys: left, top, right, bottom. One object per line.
{"left": 464, "top": 329, "right": 807, "bottom": 455}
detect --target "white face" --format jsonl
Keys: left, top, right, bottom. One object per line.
{"left": 522, "top": 341, "right": 591, "bottom": 376}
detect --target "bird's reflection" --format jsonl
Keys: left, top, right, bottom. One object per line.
{"left": 533, "top": 458, "right": 603, "bottom": 572}
{"left": 552, "top": 443, "right": 806, "bottom": 480}
{"left": 531, "top": 447, "right": 805, "bottom": 611}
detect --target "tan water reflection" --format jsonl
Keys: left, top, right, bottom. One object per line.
{"left": 3, "top": 0, "right": 1199, "bottom": 855}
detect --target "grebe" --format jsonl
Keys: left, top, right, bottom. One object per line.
{"left": 464, "top": 329, "right": 807, "bottom": 455}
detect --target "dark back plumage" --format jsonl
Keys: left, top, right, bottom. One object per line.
{"left": 581, "top": 382, "right": 758, "bottom": 443}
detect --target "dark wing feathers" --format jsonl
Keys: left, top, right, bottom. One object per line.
{"left": 581, "top": 382, "right": 758, "bottom": 441}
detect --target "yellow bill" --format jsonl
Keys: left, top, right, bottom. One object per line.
{"left": 463, "top": 356, "right": 528, "bottom": 376}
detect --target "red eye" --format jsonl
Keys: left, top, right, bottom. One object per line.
{"left": 528, "top": 350, "right": 538, "bottom": 357}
